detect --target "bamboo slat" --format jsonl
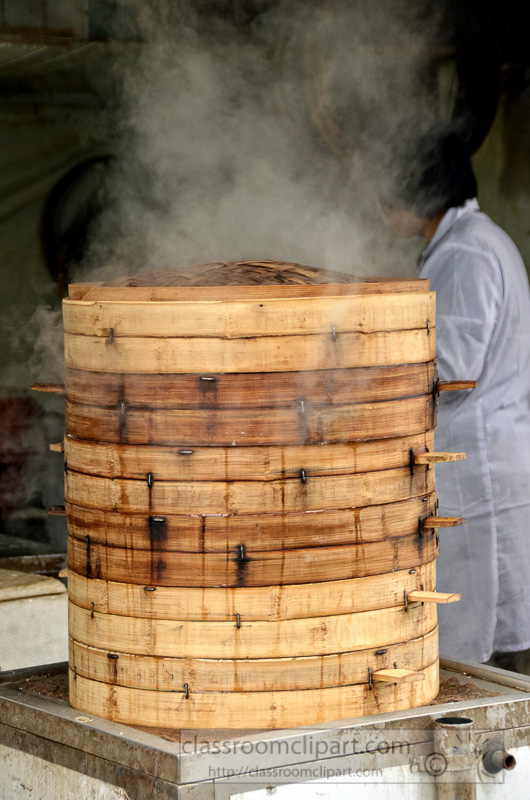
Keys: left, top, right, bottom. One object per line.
{"left": 423, "top": 516, "right": 465, "bottom": 528}
{"left": 68, "top": 660, "right": 439, "bottom": 729}
{"left": 65, "top": 492, "right": 436, "bottom": 552}
{"left": 69, "top": 627, "right": 438, "bottom": 692}
{"left": 64, "top": 329, "right": 436, "bottom": 374}
{"left": 437, "top": 380, "right": 478, "bottom": 392}
{"left": 63, "top": 292, "right": 435, "bottom": 338}
{"left": 371, "top": 669, "right": 424, "bottom": 684}
{"left": 65, "top": 395, "right": 435, "bottom": 446}
{"left": 68, "top": 599, "right": 437, "bottom": 658}
{"left": 31, "top": 383, "right": 65, "bottom": 394}
{"left": 48, "top": 505, "right": 66, "bottom": 516}
{"left": 66, "top": 561, "right": 437, "bottom": 620}
{"left": 67, "top": 529, "right": 438, "bottom": 587}
{"left": 65, "top": 363, "right": 437, "bottom": 410}
{"left": 63, "top": 432, "right": 435, "bottom": 481}
{"left": 414, "top": 452, "right": 466, "bottom": 465}
{"left": 407, "top": 591, "right": 460, "bottom": 604}
{"left": 64, "top": 465, "right": 434, "bottom": 516}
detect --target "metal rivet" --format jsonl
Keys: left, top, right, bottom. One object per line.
{"left": 143, "top": 586, "right": 156, "bottom": 592}
{"left": 409, "top": 569, "right": 416, "bottom": 575}
{"left": 238, "top": 544, "right": 246, "bottom": 562}
{"left": 184, "top": 683, "right": 189, "bottom": 699}
{"left": 107, "top": 653, "right": 119, "bottom": 660}
{"left": 394, "top": 662, "right": 398, "bottom": 669}
{"left": 375, "top": 649, "right": 387, "bottom": 656}
{"left": 300, "top": 468, "right": 307, "bottom": 484}
{"left": 119, "top": 400, "right": 127, "bottom": 417}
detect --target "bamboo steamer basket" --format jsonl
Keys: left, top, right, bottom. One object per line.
{"left": 60, "top": 259, "right": 466, "bottom": 730}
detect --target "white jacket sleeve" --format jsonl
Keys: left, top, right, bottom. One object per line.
{"left": 432, "top": 243, "right": 502, "bottom": 382}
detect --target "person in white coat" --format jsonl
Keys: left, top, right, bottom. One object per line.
{"left": 381, "top": 124, "right": 530, "bottom": 667}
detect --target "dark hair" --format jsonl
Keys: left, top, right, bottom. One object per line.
{"left": 379, "top": 120, "right": 478, "bottom": 219}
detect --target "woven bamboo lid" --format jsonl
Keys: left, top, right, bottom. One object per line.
{"left": 68, "top": 260, "right": 429, "bottom": 300}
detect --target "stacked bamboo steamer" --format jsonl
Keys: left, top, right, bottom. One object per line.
{"left": 60, "top": 260, "right": 466, "bottom": 729}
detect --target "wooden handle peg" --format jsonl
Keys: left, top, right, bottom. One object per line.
{"left": 407, "top": 590, "right": 461, "bottom": 604}
{"left": 414, "top": 452, "right": 466, "bottom": 466}
{"left": 31, "top": 383, "right": 65, "bottom": 394}
{"left": 437, "top": 380, "right": 478, "bottom": 392}
{"left": 372, "top": 669, "right": 425, "bottom": 684}
{"left": 50, "top": 442, "right": 64, "bottom": 453}
{"left": 47, "top": 505, "right": 66, "bottom": 516}
{"left": 423, "top": 516, "right": 466, "bottom": 528}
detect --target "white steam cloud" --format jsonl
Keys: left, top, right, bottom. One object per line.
{"left": 77, "top": 0, "right": 444, "bottom": 283}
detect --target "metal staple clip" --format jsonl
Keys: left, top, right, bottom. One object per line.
{"left": 85, "top": 535, "right": 90, "bottom": 552}
{"left": 147, "top": 472, "right": 154, "bottom": 488}
{"left": 149, "top": 516, "right": 167, "bottom": 540}
{"left": 74, "top": 666, "right": 77, "bottom": 681}
{"left": 404, "top": 590, "right": 409, "bottom": 612}
{"left": 299, "top": 399, "right": 305, "bottom": 415}
{"left": 143, "top": 586, "right": 156, "bottom": 592}
{"left": 236, "top": 613, "right": 241, "bottom": 629}
{"left": 418, "top": 516, "right": 424, "bottom": 539}
{"left": 300, "top": 468, "right": 307, "bottom": 484}
{"left": 368, "top": 667, "right": 373, "bottom": 690}
{"left": 200, "top": 376, "right": 216, "bottom": 382}
{"left": 90, "top": 602, "right": 95, "bottom": 618}
{"left": 178, "top": 449, "right": 194, "bottom": 455}
{"left": 409, "top": 448, "right": 415, "bottom": 476}
{"left": 332, "top": 325, "right": 337, "bottom": 342}
{"left": 238, "top": 544, "right": 246, "bottom": 562}
{"left": 107, "top": 653, "right": 119, "bottom": 660}
{"left": 108, "top": 328, "right": 114, "bottom": 344}
{"left": 184, "top": 683, "right": 189, "bottom": 699}
{"left": 375, "top": 649, "right": 387, "bottom": 656}
{"left": 426, "top": 320, "right": 430, "bottom": 335}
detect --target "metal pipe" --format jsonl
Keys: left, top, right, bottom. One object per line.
{"left": 433, "top": 716, "right": 476, "bottom": 800}
{"left": 482, "top": 742, "right": 516, "bottom": 775}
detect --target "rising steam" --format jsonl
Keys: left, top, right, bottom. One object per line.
{"left": 76, "top": 0, "right": 446, "bottom": 283}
